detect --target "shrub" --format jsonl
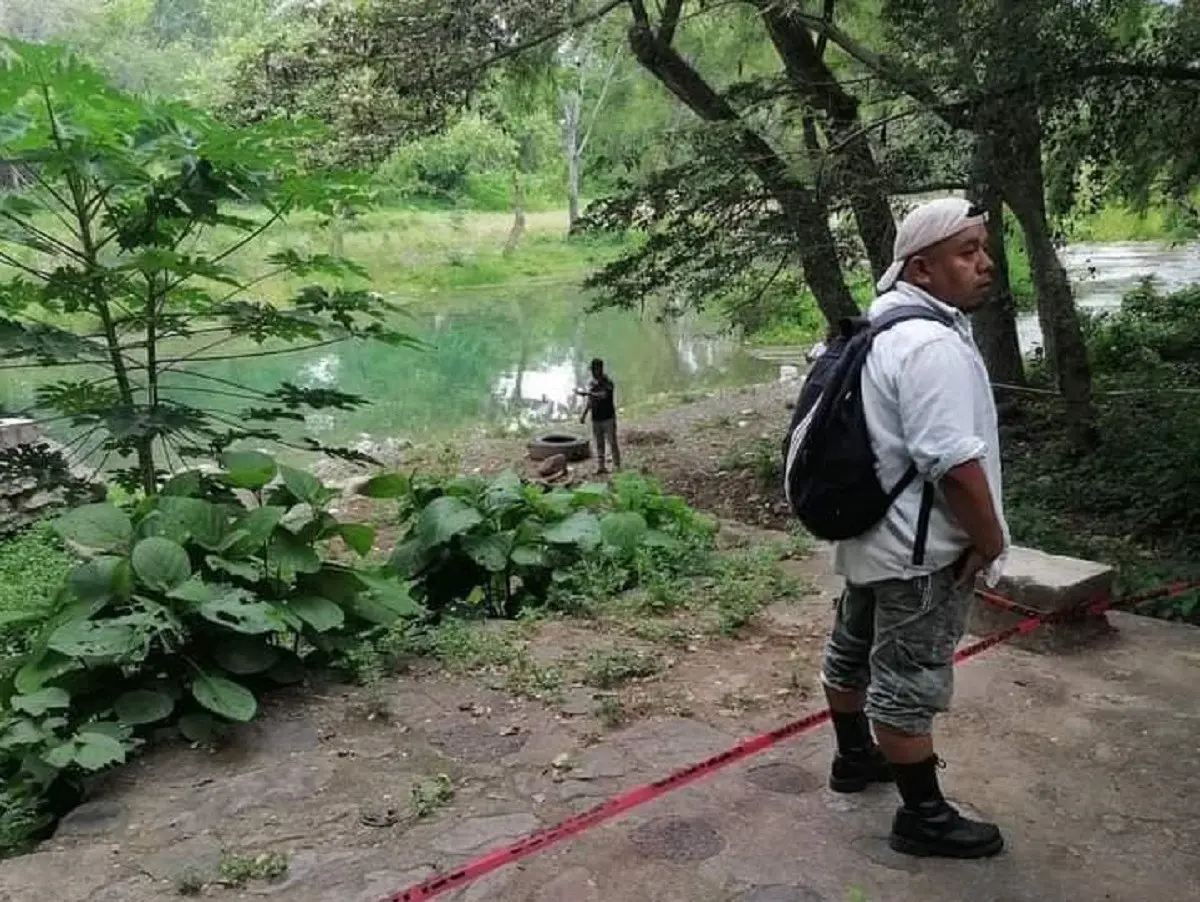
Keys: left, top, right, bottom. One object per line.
{"left": 0, "top": 453, "right": 416, "bottom": 853}
{"left": 1005, "top": 279, "right": 1200, "bottom": 624}
{"left": 361, "top": 470, "right": 716, "bottom": 619}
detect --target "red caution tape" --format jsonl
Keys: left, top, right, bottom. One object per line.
{"left": 383, "top": 578, "right": 1200, "bottom": 902}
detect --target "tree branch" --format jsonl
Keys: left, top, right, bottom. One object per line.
{"left": 375, "top": 0, "right": 626, "bottom": 78}
{"left": 815, "top": 0, "right": 835, "bottom": 59}
{"left": 579, "top": 45, "right": 625, "bottom": 157}
{"left": 773, "top": 7, "right": 971, "bottom": 128}
{"left": 659, "top": 0, "right": 685, "bottom": 44}
{"left": 157, "top": 337, "right": 347, "bottom": 367}
{"left": 0, "top": 211, "right": 86, "bottom": 263}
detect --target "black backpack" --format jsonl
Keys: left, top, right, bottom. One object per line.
{"left": 782, "top": 304, "right": 954, "bottom": 553}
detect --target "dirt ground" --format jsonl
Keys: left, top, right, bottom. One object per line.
{"left": 2, "top": 382, "right": 1198, "bottom": 901}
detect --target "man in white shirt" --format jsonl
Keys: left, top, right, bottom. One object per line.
{"left": 820, "top": 198, "right": 1009, "bottom": 859}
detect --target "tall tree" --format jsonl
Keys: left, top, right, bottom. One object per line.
{"left": 623, "top": 0, "right": 859, "bottom": 323}
{"left": 753, "top": 0, "right": 896, "bottom": 282}
{"left": 559, "top": 35, "right": 624, "bottom": 229}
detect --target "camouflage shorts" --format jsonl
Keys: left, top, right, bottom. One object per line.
{"left": 820, "top": 564, "right": 973, "bottom": 736}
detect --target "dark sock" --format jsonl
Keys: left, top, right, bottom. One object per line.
{"left": 831, "top": 710, "right": 873, "bottom": 755}
{"left": 892, "top": 755, "right": 945, "bottom": 809}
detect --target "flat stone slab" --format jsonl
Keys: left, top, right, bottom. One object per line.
{"left": 969, "top": 545, "right": 1116, "bottom": 649}
{"left": 990, "top": 545, "right": 1114, "bottom": 612}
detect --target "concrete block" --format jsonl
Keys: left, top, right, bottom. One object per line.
{"left": 968, "top": 545, "right": 1116, "bottom": 652}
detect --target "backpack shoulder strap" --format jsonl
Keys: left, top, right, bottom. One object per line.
{"left": 868, "top": 303, "right": 955, "bottom": 337}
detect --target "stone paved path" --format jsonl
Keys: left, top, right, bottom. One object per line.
{"left": 0, "top": 606, "right": 1196, "bottom": 902}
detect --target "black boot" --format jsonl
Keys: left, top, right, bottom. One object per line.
{"left": 889, "top": 756, "right": 1004, "bottom": 859}
{"left": 828, "top": 711, "right": 894, "bottom": 793}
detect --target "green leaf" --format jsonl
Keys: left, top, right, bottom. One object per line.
{"left": 54, "top": 504, "right": 133, "bottom": 553}
{"left": 156, "top": 497, "right": 229, "bottom": 550}
{"left": 643, "top": 530, "right": 677, "bottom": 548}
{"left": 168, "top": 577, "right": 214, "bottom": 605}
{"left": 206, "top": 556, "right": 262, "bottom": 582}
{"left": 160, "top": 470, "right": 202, "bottom": 497}
{"left": 600, "top": 511, "right": 649, "bottom": 555}
{"left": 199, "top": 591, "right": 281, "bottom": 635}
{"left": 464, "top": 532, "right": 514, "bottom": 572}
{"left": 68, "top": 556, "right": 132, "bottom": 604}
{"left": 220, "top": 450, "right": 278, "bottom": 490}
{"left": 510, "top": 545, "right": 547, "bottom": 568}
{"left": 229, "top": 506, "right": 286, "bottom": 553}
{"left": 15, "top": 652, "right": 80, "bottom": 694}
{"left": 287, "top": 596, "right": 345, "bottom": 633}
{"left": 191, "top": 673, "right": 258, "bottom": 722}
{"left": 339, "top": 523, "right": 375, "bottom": 557}
{"left": 279, "top": 464, "right": 329, "bottom": 507}
{"left": 542, "top": 512, "right": 602, "bottom": 548}
{"left": 387, "top": 537, "right": 431, "bottom": 579}
{"left": 178, "top": 713, "right": 226, "bottom": 744}
{"left": 569, "top": 483, "right": 612, "bottom": 507}
{"left": 114, "top": 689, "right": 174, "bottom": 726}
{"left": 131, "top": 537, "right": 192, "bottom": 592}
{"left": 482, "top": 471, "right": 524, "bottom": 512}
{"left": 213, "top": 637, "right": 281, "bottom": 675}
{"left": 73, "top": 731, "right": 127, "bottom": 771}
{"left": 136, "top": 510, "right": 192, "bottom": 545}
{"left": 11, "top": 688, "right": 70, "bottom": 716}
{"left": 345, "top": 572, "right": 421, "bottom": 625}
{"left": 358, "top": 473, "right": 409, "bottom": 499}
{"left": 48, "top": 620, "right": 142, "bottom": 660}
{"left": 83, "top": 721, "right": 133, "bottom": 742}
{"left": 1, "top": 718, "right": 46, "bottom": 750}
{"left": 416, "top": 496, "right": 484, "bottom": 547}
{"left": 268, "top": 529, "right": 322, "bottom": 575}
{"left": 42, "top": 742, "right": 77, "bottom": 770}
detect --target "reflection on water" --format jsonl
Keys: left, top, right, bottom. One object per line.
{"left": 1017, "top": 241, "right": 1200, "bottom": 353}
{"left": 488, "top": 326, "right": 755, "bottom": 432}
{"left": 0, "top": 285, "right": 776, "bottom": 456}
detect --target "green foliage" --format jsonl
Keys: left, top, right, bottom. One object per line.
{"left": 410, "top": 773, "right": 455, "bottom": 818}
{"left": 1086, "top": 280, "right": 1200, "bottom": 385}
{"left": 712, "top": 547, "right": 799, "bottom": 636}
{"left": 0, "top": 523, "right": 74, "bottom": 666}
{"left": 581, "top": 647, "right": 661, "bottom": 689}
{"left": 218, "top": 850, "right": 289, "bottom": 887}
{"left": 0, "top": 39, "right": 416, "bottom": 495}
{"left": 0, "top": 453, "right": 416, "bottom": 855}
{"left": 719, "top": 437, "right": 783, "bottom": 488}
{"left": 371, "top": 470, "right": 716, "bottom": 619}
{"left": 1006, "top": 280, "right": 1200, "bottom": 623}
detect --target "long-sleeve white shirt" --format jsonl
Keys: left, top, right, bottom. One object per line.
{"left": 833, "top": 282, "right": 1009, "bottom": 587}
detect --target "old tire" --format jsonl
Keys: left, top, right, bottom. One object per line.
{"left": 528, "top": 433, "right": 590, "bottom": 463}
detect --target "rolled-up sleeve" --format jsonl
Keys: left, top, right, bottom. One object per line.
{"left": 896, "top": 338, "right": 988, "bottom": 481}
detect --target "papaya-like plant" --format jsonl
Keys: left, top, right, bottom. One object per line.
{"left": 0, "top": 38, "right": 416, "bottom": 494}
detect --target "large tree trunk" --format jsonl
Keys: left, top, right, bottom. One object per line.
{"left": 561, "top": 88, "right": 583, "bottom": 230}
{"left": 628, "top": 15, "right": 858, "bottom": 324}
{"left": 755, "top": 2, "right": 896, "bottom": 282}
{"left": 968, "top": 142, "right": 1026, "bottom": 386}
{"left": 985, "top": 103, "right": 1095, "bottom": 441}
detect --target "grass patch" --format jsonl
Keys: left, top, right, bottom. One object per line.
{"left": 218, "top": 851, "right": 290, "bottom": 888}
{"left": 0, "top": 522, "right": 74, "bottom": 668}
{"left": 410, "top": 774, "right": 455, "bottom": 818}
{"left": 581, "top": 647, "right": 662, "bottom": 689}
{"left": 1066, "top": 203, "right": 1199, "bottom": 243}
{"left": 710, "top": 546, "right": 800, "bottom": 636}
{"left": 719, "top": 436, "right": 783, "bottom": 487}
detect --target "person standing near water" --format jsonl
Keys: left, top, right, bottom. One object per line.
{"left": 578, "top": 358, "right": 620, "bottom": 474}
